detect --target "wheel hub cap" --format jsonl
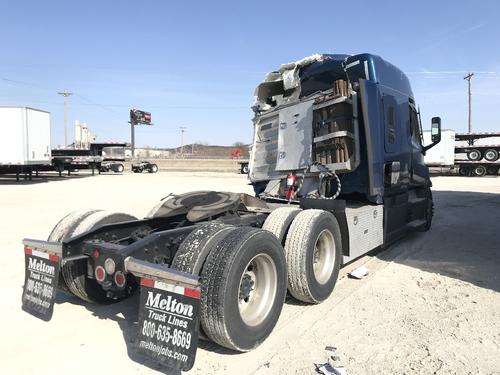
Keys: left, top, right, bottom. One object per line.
{"left": 238, "top": 253, "right": 277, "bottom": 326}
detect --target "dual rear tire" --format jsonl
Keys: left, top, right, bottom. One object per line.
{"left": 170, "top": 208, "right": 342, "bottom": 352}
{"left": 171, "top": 224, "right": 287, "bottom": 351}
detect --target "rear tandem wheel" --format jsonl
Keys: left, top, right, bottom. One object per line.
{"left": 48, "top": 209, "right": 137, "bottom": 303}
{"left": 191, "top": 226, "right": 287, "bottom": 351}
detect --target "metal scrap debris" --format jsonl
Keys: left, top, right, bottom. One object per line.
{"left": 348, "top": 265, "right": 369, "bottom": 279}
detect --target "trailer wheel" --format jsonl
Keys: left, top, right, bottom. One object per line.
{"left": 115, "top": 163, "right": 124, "bottom": 173}
{"left": 467, "top": 149, "right": 482, "bottom": 161}
{"left": 200, "top": 227, "right": 287, "bottom": 351}
{"left": 473, "top": 165, "right": 487, "bottom": 177}
{"left": 285, "top": 209, "right": 342, "bottom": 304}
{"left": 487, "top": 166, "right": 499, "bottom": 175}
{"left": 50, "top": 210, "right": 137, "bottom": 303}
{"left": 240, "top": 163, "right": 249, "bottom": 174}
{"left": 458, "top": 166, "right": 470, "bottom": 176}
{"left": 148, "top": 164, "right": 158, "bottom": 173}
{"left": 171, "top": 222, "right": 234, "bottom": 275}
{"left": 484, "top": 149, "right": 499, "bottom": 162}
{"left": 262, "top": 206, "right": 301, "bottom": 245}
{"left": 132, "top": 167, "right": 142, "bottom": 173}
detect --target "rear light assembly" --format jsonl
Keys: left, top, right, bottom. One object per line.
{"left": 114, "top": 271, "right": 126, "bottom": 288}
{"left": 95, "top": 265, "right": 106, "bottom": 282}
{"left": 104, "top": 258, "right": 116, "bottom": 275}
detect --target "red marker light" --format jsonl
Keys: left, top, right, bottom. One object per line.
{"left": 92, "top": 249, "right": 100, "bottom": 259}
{"left": 95, "top": 266, "right": 106, "bottom": 282}
{"left": 114, "top": 271, "right": 126, "bottom": 287}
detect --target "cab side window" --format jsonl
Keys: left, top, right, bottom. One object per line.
{"left": 409, "top": 106, "right": 421, "bottom": 147}
{"left": 387, "top": 106, "right": 396, "bottom": 144}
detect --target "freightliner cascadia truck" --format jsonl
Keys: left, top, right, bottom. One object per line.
{"left": 21, "top": 53, "right": 442, "bottom": 371}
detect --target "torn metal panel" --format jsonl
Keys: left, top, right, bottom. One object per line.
{"left": 276, "top": 101, "right": 313, "bottom": 171}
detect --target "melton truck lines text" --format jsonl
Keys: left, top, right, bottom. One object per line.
{"left": 28, "top": 258, "right": 55, "bottom": 276}
{"left": 145, "top": 291, "right": 194, "bottom": 319}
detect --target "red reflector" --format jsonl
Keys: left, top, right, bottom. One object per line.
{"left": 49, "top": 254, "right": 59, "bottom": 262}
{"left": 95, "top": 266, "right": 106, "bottom": 282}
{"left": 140, "top": 278, "right": 155, "bottom": 288}
{"left": 24, "top": 248, "right": 33, "bottom": 255}
{"left": 92, "top": 249, "right": 100, "bottom": 259}
{"left": 114, "top": 272, "right": 126, "bottom": 287}
{"left": 184, "top": 288, "right": 201, "bottom": 299}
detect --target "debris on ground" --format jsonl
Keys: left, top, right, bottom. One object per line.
{"left": 348, "top": 265, "right": 369, "bottom": 279}
{"left": 316, "top": 363, "right": 347, "bottom": 375}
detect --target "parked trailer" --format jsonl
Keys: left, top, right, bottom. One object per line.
{"left": 0, "top": 107, "right": 51, "bottom": 180}
{"left": 51, "top": 142, "right": 127, "bottom": 175}
{"left": 423, "top": 130, "right": 500, "bottom": 176}
{"left": 21, "top": 53, "right": 441, "bottom": 371}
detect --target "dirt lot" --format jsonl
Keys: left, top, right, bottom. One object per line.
{"left": 1, "top": 172, "right": 499, "bottom": 375}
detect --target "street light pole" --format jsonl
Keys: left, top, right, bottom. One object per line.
{"left": 179, "top": 126, "right": 187, "bottom": 157}
{"left": 57, "top": 90, "right": 73, "bottom": 147}
{"left": 463, "top": 72, "right": 474, "bottom": 134}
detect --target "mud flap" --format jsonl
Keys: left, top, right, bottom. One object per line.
{"left": 21, "top": 239, "right": 63, "bottom": 321}
{"left": 125, "top": 257, "right": 201, "bottom": 371}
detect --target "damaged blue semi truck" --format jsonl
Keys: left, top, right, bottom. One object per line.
{"left": 22, "top": 53, "right": 441, "bottom": 371}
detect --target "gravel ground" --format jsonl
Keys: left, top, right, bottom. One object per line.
{"left": 0, "top": 172, "right": 499, "bottom": 375}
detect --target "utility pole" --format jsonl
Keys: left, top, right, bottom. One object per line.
{"left": 58, "top": 90, "right": 73, "bottom": 147}
{"left": 463, "top": 72, "right": 474, "bottom": 134}
{"left": 179, "top": 126, "right": 187, "bottom": 157}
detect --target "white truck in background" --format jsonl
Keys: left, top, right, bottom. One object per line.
{"left": 0, "top": 107, "right": 52, "bottom": 180}
{"left": 423, "top": 129, "right": 500, "bottom": 176}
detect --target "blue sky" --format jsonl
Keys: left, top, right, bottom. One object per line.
{"left": 1, "top": 0, "right": 499, "bottom": 148}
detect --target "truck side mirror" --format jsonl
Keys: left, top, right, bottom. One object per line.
{"left": 431, "top": 117, "right": 441, "bottom": 143}
{"left": 423, "top": 117, "right": 442, "bottom": 152}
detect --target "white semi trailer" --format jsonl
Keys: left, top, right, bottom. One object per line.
{"left": 0, "top": 107, "right": 51, "bottom": 180}
{"left": 423, "top": 130, "right": 500, "bottom": 176}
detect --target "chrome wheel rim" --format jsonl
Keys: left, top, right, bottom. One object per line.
{"left": 469, "top": 151, "right": 480, "bottom": 160}
{"left": 485, "top": 151, "right": 496, "bottom": 161}
{"left": 238, "top": 253, "right": 277, "bottom": 326}
{"left": 313, "top": 229, "right": 335, "bottom": 284}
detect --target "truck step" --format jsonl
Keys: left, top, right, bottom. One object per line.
{"left": 408, "top": 197, "right": 426, "bottom": 204}
{"left": 407, "top": 219, "right": 426, "bottom": 229}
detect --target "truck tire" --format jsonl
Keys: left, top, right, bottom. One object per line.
{"left": 487, "top": 166, "right": 499, "bottom": 175}
{"left": 262, "top": 206, "right": 301, "bottom": 245}
{"left": 48, "top": 209, "right": 100, "bottom": 242}
{"left": 50, "top": 210, "right": 137, "bottom": 303}
{"left": 418, "top": 189, "right": 433, "bottom": 232}
{"left": 48, "top": 209, "right": 101, "bottom": 295}
{"left": 484, "top": 149, "right": 499, "bottom": 162}
{"left": 200, "top": 227, "right": 287, "bottom": 351}
{"left": 467, "top": 149, "right": 482, "bottom": 161}
{"left": 285, "top": 209, "right": 342, "bottom": 304}
{"left": 171, "top": 222, "right": 234, "bottom": 275}
{"left": 148, "top": 164, "right": 158, "bottom": 173}
{"left": 240, "top": 163, "right": 249, "bottom": 174}
{"left": 473, "top": 165, "right": 487, "bottom": 177}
